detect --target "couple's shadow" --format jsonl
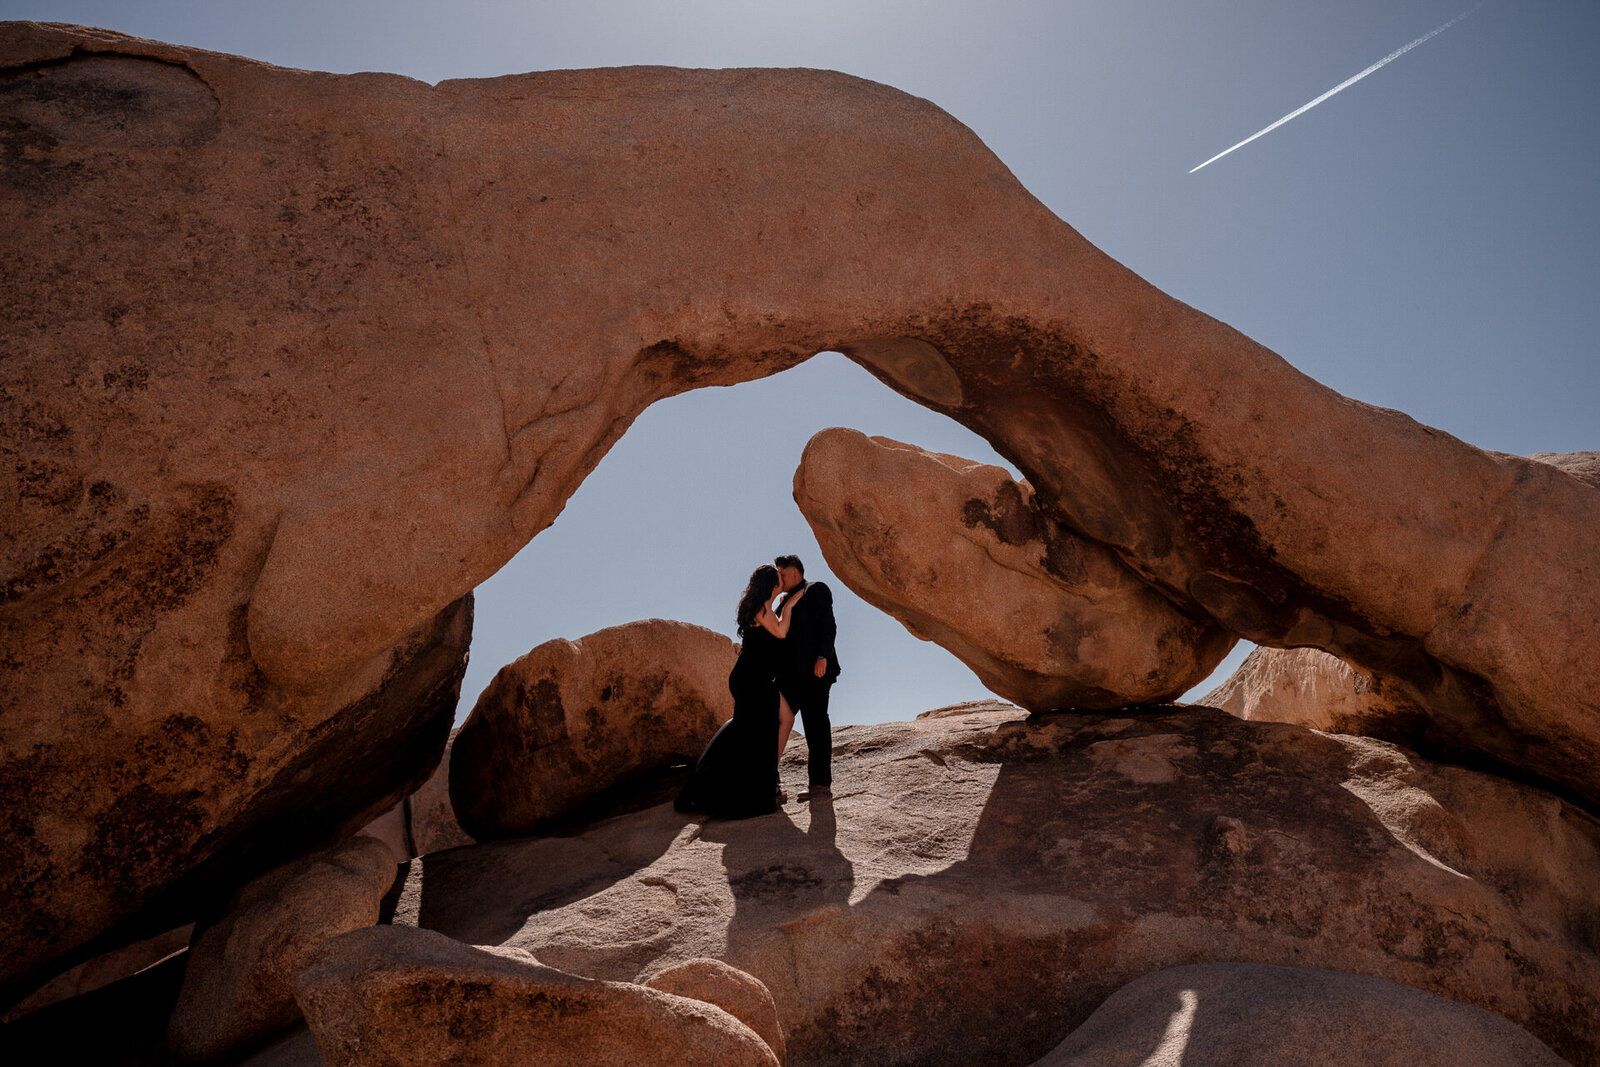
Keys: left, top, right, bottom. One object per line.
{"left": 696, "top": 796, "right": 855, "bottom": 952}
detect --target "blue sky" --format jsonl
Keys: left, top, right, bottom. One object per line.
{"left": 8, "top": 1, "right": 1595, "bottom": 723}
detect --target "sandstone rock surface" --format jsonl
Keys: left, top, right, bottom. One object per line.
{"left": 451, "top": 620, "right": 736, "bottom": 839}
{"left": 393, "top": 707, "right": 1600, "bottom": 1067}
{"left": 1033, "top": 962, "right": 1570, "bottom": 1067}
{"left": 294, "top": 925, "right": 780, "bottom": 1067}
{"left": 915, "top": 698, "right": 1023, "bottom": 720}
{"left": 1199, "top": 646, "right": 1428, "bottom": 737}
{"left": 167, "top": 836, "right": 396, "bottom": 1061}
{"left": 794, "top": 429, "right": 1234, "bottom": 710}
{"left": 646, "top": 958, "right": 787, "bottom": 1064}
{"left": 6, "top": 19, "right": 1599, "bottom": 997}
{"left": 1530, "top": 451, "right": 1600, "bottom": 490}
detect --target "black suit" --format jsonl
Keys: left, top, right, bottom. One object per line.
{"left": 778, "top": 580, "right": 840, "bottom": 787}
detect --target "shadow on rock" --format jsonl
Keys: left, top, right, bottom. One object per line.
{"left": 701, "top": 798, "right": 855, "bottom": 955}
{"left": 397, "top": 774, "right": 693, "bottom": 948}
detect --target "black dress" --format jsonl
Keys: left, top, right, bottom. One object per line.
{"left": 674, "top": 626, "right": 780, "bottom": 819}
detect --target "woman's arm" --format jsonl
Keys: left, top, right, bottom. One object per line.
{"left": 755, "top": 604, "right": 791, "bottom": 638}
{"left": 757, "top": 586, "right": 806, "bottom": 638}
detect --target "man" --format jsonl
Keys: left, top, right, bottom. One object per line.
{"left": 774, "top": 554, "right": 840, "bottom": 800}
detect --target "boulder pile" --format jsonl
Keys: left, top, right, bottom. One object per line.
{"left": 450, "top": 620, "right": 737, "bottom": 839}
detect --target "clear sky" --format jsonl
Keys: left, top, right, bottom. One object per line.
{"left": 8, "top": 1, "right": 1596, "bottom": 725}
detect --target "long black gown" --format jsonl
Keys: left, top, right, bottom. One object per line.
{"left": 674, "top": 625, "right": 780, "bottom": 819}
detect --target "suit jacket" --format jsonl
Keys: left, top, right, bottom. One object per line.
{"left": 780, "top": 581, "right": 840, "bottom": 685}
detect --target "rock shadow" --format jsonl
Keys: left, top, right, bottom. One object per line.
{"left": 699, "top": 796, "right": 855, "bottom": 956}
{"left": 400, "top": 780, "right": 692, "bottom": 948}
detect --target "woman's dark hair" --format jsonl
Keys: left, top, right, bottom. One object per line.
{"left": 736, "top": 564, "right": 781, "bottom": 639}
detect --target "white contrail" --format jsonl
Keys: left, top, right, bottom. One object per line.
{"left": 1190, "top": 2, "right": 1488, "bottom": 174}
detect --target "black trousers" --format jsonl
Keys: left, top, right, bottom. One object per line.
{"left": 783, "top": 675, "right": 834, "bottom": 787}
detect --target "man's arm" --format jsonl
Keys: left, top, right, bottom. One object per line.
{"left": 811, "top": 583, "right": 836, "bottom": 677}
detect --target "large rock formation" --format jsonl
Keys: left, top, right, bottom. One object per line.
{"left": 1032, "top": 963, "right": 1569, "bottom": 1067}
{"left": 450, "top": 620, "right": 737, "bottom": 839}
{"left": 4, "top": 19, "right": 1598, "bottom": 996}
{"left": 168, "top": 836, "right": 396, "bottom": 1061}
{"left": 1199, "top": 645, "right": 1428, "bottom": 738}
{"left": 392, "top": 706, "right": 1600, "bottom": 1066}
{"left": 793, "top": 429, "right": 1234, "bottom": 710}
{"left": 0, "top": 25, "right": 486, "bottom": 1001}
{"left": 294, "top": 925, "right": 780, "bottom": 1067}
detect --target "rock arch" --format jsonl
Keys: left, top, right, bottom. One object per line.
{"left": 2, "top": 21, "right": 1596, "bottom": 1001}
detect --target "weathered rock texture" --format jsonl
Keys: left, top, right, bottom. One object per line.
{"left": 362, "top": 728, "right": 474, "bottom": 860}
{"left": 646, "top": 958, "right": 787, "bottom": 1065}
{"left": 451, "top": 620, "right": 737, "bottom": 839}
{"left": 167, "top": 836, "right": 396, "bottom": 1061}
{"left": 1033, "top": 962, "right": 1570, "bottom": 1067}
{"left": 1199, "top": 646, "right": 1429, "bottom": 738}
{"left": 794, "top": 429, "right": 1234, "bottom": 710}
{"left": 916, "top": 698, "right": 1023, "bottom": 720}
{"left": 294, "top": 925, "right": 780, "bottom": 1067}
{"left": 5, "top": 19, "right": 1599, "bottom": 995}
{"left": 0, "top": 25, "right": 486, "bottom": 1001}
{"left": 393, "top": 707, "right": 1600, "bottom": 1067}
{"left": 1530, "top": 451, "right": 1600, "bottom": 490}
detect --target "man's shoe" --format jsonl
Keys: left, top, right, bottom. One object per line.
{"left": 797, "top": 785, "right": 832, "bottom": 801}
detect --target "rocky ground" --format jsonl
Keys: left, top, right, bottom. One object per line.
{"left": 6, "top": 699, "right": 1592, "bottom": 1064}
{"left": 387, "top": 701, "right": 1593, "bottom": 1066}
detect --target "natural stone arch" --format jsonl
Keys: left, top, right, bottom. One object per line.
{"left": 2, "top": 20, "right": 1596, "bottom": 1003}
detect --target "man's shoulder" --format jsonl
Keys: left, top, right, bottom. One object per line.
{"left": 804, "top": 580, "right": 833, "bottom": 602}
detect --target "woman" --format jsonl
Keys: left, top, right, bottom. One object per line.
{"left": 675, "top": 564, "right": 806, "bottom": 818}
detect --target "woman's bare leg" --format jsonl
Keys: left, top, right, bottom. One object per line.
{"left": 778, "top": 691, "right": 796, "bottom": 758}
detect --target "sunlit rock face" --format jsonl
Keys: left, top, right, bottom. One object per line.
{"left": 1199, "top": 645, "right": 1431, "bottom": 739}
{"left": 793, "top": 429, "right": 1234, "bottom": 711}
{"left": 1031, "top": 963, "right": 1569, "bottom": 1067}
{"left": 1529, "top": 450, "right": 1600, "bottom": 490}
{"left": 392, "top": 707, "right": 1600, "bottom": 1067}
{"left": 450, "top": 620, "right": 737, "bottom": 840}
{"left": 4, "top": 19, "right": 1598, "bottom": 996}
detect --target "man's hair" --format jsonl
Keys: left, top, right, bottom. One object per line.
{"left": 773, "top": 554, "right": 804, "bottom": 575}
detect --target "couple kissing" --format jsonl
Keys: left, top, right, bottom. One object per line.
{"left": 675, "top": 554, "right": 841, "bottom": 819}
